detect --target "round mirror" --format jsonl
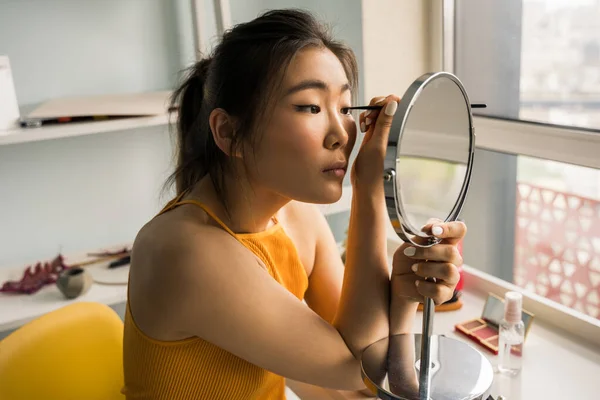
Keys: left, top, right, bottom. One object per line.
{"left": 362, "top": 72, "right": 493, "bottom": 400}
{"left": 384, "top": 72, "right": 474, "bottom": 247}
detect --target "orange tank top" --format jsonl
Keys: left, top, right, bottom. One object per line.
{"left": 121, "top": 196, "right": 309, "bottom": 400}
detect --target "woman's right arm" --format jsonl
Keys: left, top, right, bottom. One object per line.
{"left": 153, "top": 227, "right": 367, "bottom": 391}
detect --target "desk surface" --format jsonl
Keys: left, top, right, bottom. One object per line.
{"left": 1, "top": 253, "right": 600, "bottom": 399}
{"left": 286, "top": 289, "right": 600, "bottom": 400}
{"left": 0, "top": 263, "right": 128, "bottom": 332}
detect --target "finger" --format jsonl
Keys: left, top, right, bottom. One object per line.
{"left": 420, "top": 218, "right": 444, "bottom": 233}
{"left": 359, "top": 111, "right": 366, "bottom": 133}
{"left": 362, "top": 95, "right": 394, "bottom": 145}
{"left": 402, "top": 244, "right": 463, "bottom": 266}
{"left": 362, "top": 97, "right": 385, "bottom": 142}
{"left": 411, "top": 262, "right": 460, "bottom": 285}
{"left": 364, "top": 96, "right": 385, "bottom": 128}
{"left": 415, "top": 280, "right": 455, "bottom": 305}
{"left": 357, "top": 97, "right": 384, "bottom": 136}
{"left": 363, "top": 110, "right": 379, "bottom": 133}
{"left": 430, "top": 221, "right": 467, "bottom": 245}
{"left": 369, "top": 95, "right": 400, "bottom": 152}
{"left": 370, "top": 96, "right": 386, "bottom": 106}
{"left": 362, "top": 110, "right": 380, "bottom": 143}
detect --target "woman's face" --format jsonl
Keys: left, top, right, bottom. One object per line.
{"left": 245, "top": 46, "right": 357, "bottom": 204}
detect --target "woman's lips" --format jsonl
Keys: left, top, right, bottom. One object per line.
{"left": 323, "top": 168, "right": 346, "bottom": 177}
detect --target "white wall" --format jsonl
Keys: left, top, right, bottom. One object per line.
{"left": 361, "top": 0, "right": 434, "bottom": 240}
{"left": 0, "top": 0, "right": 364, "bottom": 268}
{"left": 361, "top": 0, "right": 430, "bottom": 101}
{"left": 0, "top": 0, "right": 185, "bottom": 267}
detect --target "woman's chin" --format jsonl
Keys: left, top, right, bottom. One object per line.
{"left": 314, "top": 183, "right": 344, "bottom": 204}
{"left": 286, "top": 180, "right": 344, "bottom": 204}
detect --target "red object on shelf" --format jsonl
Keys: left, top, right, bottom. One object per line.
{"left": 0, "top": 246, "right": 131, "bottom": 295}
{"left": 0, "top": 255, "right": 68, "bottom": 295}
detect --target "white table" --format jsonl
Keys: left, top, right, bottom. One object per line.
{"left": 2, "top": 241, "right": 600, "bottom": 399}
{"left": 286, "top": 287, "right": 600, "bottom": 400}
{"left": 0, "top": 258, "right": 129, "bottom": 333}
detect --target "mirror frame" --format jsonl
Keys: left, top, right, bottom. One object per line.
{"left": 383, "top": 72, "right": 475, "bottom": 247}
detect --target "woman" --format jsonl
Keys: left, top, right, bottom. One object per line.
{"left": 122, "top": 8, "right": 464, "bottom": 400}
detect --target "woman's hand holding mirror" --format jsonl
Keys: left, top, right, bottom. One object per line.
{"left": 391, "top": 219, "right": 466, "bottom": 306}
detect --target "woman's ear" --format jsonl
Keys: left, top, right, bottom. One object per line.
{"left": 209, "top": 108, "right": 241, "bottom": 158}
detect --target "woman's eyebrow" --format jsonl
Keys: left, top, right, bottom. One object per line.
{"left": 284, "top": 79, "right": 351, "bottom": 96}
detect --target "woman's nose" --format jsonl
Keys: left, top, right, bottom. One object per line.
{"left": 324, "top": 118, "right": 350, "bottom": 150}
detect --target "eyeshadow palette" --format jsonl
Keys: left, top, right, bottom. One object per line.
{"left": 455, "top": 292, "right": 534, "bottom": 355}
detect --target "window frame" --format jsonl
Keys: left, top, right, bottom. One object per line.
{"left": 443, "top": 0, "right": 600, "bottom": 170}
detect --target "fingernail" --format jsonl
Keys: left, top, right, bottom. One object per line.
{"left": 374, "top": 96, "right": 386, "bottom": 104}
{"left": 432, "top": 225, "right": 443, "bottom": 236}
{"left": 385, "top": 100, "right": 398, "bottom": 116}
{"left": 411, "top": 263, "right": 418, "bottom": 273}
{"left": 404, "top": 247, "right": 416, "bottom": 257}
{"left": 365, "top": 117, "right": 372, "bottom": 125}
{"left": 365, "top": 110, "right": 371, "bottom": 117}
{"left": 360, "top": 121, "right": 366, "bottom": 132}
{"left": 415, "top": 280, "right": 420, "bottom": 287}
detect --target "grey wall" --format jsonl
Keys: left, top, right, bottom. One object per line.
{"left": 0, "top": 0, "right": 363, "bottom": 268}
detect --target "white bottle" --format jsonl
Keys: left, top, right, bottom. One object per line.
{"left": 498, "top": 291, "right": 525, "bottom": 376}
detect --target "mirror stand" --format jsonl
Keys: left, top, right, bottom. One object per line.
{"left": 360, "top": 72, "right": 494, "bottom": 400}
{"left": 419, "top": 295, "right": 435, "bottom": 399}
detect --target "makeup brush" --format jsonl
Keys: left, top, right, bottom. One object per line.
{"left": 341, "top": 103, "right": 487, "bottom": 114}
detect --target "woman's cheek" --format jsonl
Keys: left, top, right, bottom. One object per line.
{"left": 345, "top": 120, "right": 358, "bottom": 149}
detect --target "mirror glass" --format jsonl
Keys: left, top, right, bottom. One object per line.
{"left": 396, "top": 77, "right": 471, "bottom": 235}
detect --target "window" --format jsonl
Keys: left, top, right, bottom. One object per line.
{"left": 452, "top": 0, "right": 600, "bottom": 319}
{"left": 520, "top": 0, "right": 600, "bottom": 130}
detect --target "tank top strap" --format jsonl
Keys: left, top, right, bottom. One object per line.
{"left": 162, "top": 199, "right": 238, "bottom": 237}
{"left": 157, "top": 194, "right": 279, "bottom": 238}
{"left": 157, "top": 192, "right": 187, "bottom": 215}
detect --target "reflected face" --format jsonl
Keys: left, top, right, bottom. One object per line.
{"left": 244, "top": 46, "right": 357, "bottom": 204}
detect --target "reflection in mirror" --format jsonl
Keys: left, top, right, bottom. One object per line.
{"left": 396, "top": 77, "right": 471, "bottom": 234}
{"left": 361, "top": 334, "right": 495, "bottom": 400}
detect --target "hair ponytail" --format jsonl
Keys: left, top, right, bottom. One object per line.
{"left": 167, "top": 57, "right": 227, "bottom": 197}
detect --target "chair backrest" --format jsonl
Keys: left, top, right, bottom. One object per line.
{"left": 0, "top": 301, "right": 125, "bottom": 400}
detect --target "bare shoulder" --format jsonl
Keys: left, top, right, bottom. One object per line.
{"left": 126, "top": 204, "right": 365, "bottom": 389}
{"left": 127, "top": 208, "right": 258, "bottom": 341}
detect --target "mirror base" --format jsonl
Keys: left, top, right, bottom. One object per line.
{"left": 360, "top": 334, "right": 494, "bottom": 400}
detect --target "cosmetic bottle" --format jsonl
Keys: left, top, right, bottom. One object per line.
{"left": 498, "top": 291, "right": 524, "bottom": 376}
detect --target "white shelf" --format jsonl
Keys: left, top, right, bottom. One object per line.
{"left": 0, "top": 114, "right": 172, "bottom": 146}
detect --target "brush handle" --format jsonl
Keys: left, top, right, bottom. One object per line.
{"left": 343, "top": 103, "right": 487, "bottom": 113}
{"left": 342, "top": 105, "right": 383, "bottom": 112}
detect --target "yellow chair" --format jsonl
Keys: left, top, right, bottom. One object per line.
{"left": 0, "top": 301, "right": 125, "bottom": 400}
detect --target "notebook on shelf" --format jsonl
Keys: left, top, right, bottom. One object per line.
{"left": 20, "top": 90, "right": 177, "bottom": 128}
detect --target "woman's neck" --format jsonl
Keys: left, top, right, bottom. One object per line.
{"left": 188, "top": 174, "right": 289, "bottom": 234}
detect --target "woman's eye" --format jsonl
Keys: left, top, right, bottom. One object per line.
{"left": 341, "top": 107, "right": 352, "bottom": 115}
{"left": 295, "top": 105, "right": 321, "bottom": 114}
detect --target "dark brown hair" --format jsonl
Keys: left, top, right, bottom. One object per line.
{"left": 165, "top": 8, "right": 358, "bottom": 208}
